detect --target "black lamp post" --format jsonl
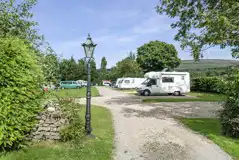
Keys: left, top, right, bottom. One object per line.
{"left": 82, "top": 34, "right": 97, "bottom": 137}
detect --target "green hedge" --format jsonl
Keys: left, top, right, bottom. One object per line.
{"left": 191, "top": 77, "right": 226, "bottom": 93}
{"left": 0, "top": 37, "right": 43, "bottom": 150}
{"left": 219, "top": 70, "right": 239, "bottom": 138}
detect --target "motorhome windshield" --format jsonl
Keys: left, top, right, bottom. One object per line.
{"left": 142, "top": 79, "right": 150, "bottom": 85}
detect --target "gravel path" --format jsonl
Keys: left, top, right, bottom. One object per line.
{"left": 79, "top": 87, "right": 231, "bottom": 160}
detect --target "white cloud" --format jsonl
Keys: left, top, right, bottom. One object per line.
{"left": 132, "top": 14, "right": 172, "bottom": 35}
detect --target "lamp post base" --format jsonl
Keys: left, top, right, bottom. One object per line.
{"left": 86, "top": 133, "right": 95, "bottom": 139}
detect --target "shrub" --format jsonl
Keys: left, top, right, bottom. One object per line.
{"left": 0, "top": 37, "right": 43, "bottom": 150}
{"left": 191, "top": 76, "right": 226, "bottom": 93}
{"left": 219, "top": 70, "right": 239, "bottom": 138}
{"left": 58, "top": 98, "right": 85, "bottom": 142}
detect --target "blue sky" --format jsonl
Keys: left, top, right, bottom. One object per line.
{"left": 32, "top": 0, "right": 234, "bottom": 68}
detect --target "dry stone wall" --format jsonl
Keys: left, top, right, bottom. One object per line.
{"left": 29, "top": 101, "right": 68, "bottom": 141}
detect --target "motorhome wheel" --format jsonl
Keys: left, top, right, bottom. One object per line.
{"left": 173, "top": 91, "right": 180, "bottom": 96}
{"left": 143, "top": 90, "right": 151, "bottom": 96}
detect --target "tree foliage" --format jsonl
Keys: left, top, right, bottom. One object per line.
{"left": 0, "top": 0, "right": 43, "bottom": 48}
{"left": 116, "top": 58, "right": 142, "bottom": 77}
{"left": 1, "top": 0, "right": 60, "bottom": 84}
{"left": 137, "top": 41, "right": 181, "bottom": 73}
{"left": 0, "top": 37, "right": 43, "bottom": 150}
{"left": 157, "top": 0, "right": 239, "bottom": 59}
{"left": 42, "top": 53, "right": 60, "bottom": 84}
{"left": 219, "top": 69, "right": 239, "bottom": 138}
{"left": 100, "top": 57, "right": 108, "bottom": 80}
{"left": 78, "top": 58, "right": 87, "bottom": 81}
{"left": 90, "top": 59, "right": 98, "bottom": 83}
{"left": 59, "top": 57, "right": 79, "bottom": 81}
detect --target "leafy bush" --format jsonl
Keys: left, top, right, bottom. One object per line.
{"left": 191, "top": 76, "right": 226, "bottom": 93}
{"left": 0, "top": 37, "right": 43, "bottom": 150}
{"left": 219, "top": 70, "right": 239, "bottom": 138}
{"left": 58, "top": 98, "right": 85, "bottom": 142}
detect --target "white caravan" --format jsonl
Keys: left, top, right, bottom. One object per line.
{"left": 115, "top": 78, "right": 124, "bottom": 88}
{"left": 76, "top": 80, "right": 87, "bottom": 87}
{"left": 118, "top": 78, "right": 146, "bottom": 89}
{"left": 137, "top": 71, "right": 190, "bottom": 96}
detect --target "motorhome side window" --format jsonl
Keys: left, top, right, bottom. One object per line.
{"left": 181, "top": 76, "right": 184, "bottom": 80}
{"left": 162, "top": 77, "right": 174, "bottom": 83}
{"left": 124, "top": 80, "right": 130, "bottom": 84}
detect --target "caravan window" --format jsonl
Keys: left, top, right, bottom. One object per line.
{"left": 124, "top": 80, "right": 130, "bottom": 84}
{"left": 119, "top": 80, "right": 123, "bottom": 84}
{"left": 181, "top": 76, "right": 185, "bottom": 80}
{"left": 162, "top": 77, "right": 174, "bottom": 83}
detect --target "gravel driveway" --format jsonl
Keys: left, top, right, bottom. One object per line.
{"left": 78, "top": 87, "right": 231, "bottom": 160}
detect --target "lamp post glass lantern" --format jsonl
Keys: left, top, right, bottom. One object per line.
{"left": 82, "top": 34, "right": 96, "bottom": 137}
{"left": 82, "top": 33, "right": 96, "bottom": 58}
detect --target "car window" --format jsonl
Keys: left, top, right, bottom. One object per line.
{"left": 72, "top": 81, "right": 76, "bottom": 84}
{"left": 162, "top": 77, "right": 174, "bottom": 83}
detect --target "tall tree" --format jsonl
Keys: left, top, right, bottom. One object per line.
{"left": 1, "top": 0, "right": 59, "bottom": 84}
{"left": 100, "top": 57, "right": 107, "bottom": 80}
{"left": 42, "top": 53, "right": 60, "bottom": 84}
{"left": 108, "top": 67, "right": 118, "bottom": 81}
{"left": 68, "top": 57, "right": 79, "bottom": 80}
{"left": 90, "top": 59, "right": 98, "bottom": 83}
{"left": 116, "top": 57, "right": 143, "bottom": 78}
{"left": 136, "top": 41, "right": 181, "bottom": 73}
{"left": 78, "top": 58, "right": 87, "bottom": 80}
{"left": 59, "top": 57, "right": 78, "bottom": 81}
{"left": 59, "top": 59, "right": 70, "bottom": 81}
{"left": 128, "top": 51, "right": 136, "bottom": 60}
{"left": 157, "top": 0, "right": 239, "bottom": 59}
{"left": 100, "top": 57, "right": 107, "bottom": 71}
{"left": 0, "top": 0, "right": 44, "bottom": 49}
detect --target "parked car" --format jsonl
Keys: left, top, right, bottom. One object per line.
{"left": 111, "top": 81, "right": 116, "bottom": 88}
{"left": 60, "top": 81, "right": 81, "bottom": 89}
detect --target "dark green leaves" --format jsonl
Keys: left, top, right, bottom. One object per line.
{"left": 136, "top": 41, "right": 181, "bottom": 73}
{"left": 157, "top": 0, "right": 239, "bottom": 60}
{"left": 0, "top": 37, "right": 43, "bottom": 151}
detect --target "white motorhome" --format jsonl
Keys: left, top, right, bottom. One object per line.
{"left": 118, "top": 78, "right": 146, "bottom": 89}
{"left": 137, "top": 71, "right": 190, "bottom": 96}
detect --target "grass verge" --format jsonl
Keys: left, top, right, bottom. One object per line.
{"left": 143, "top": 92, "right": 225, "bottom": 103}
{"left": 45, "top": 87, "right": 100, "bottom": 99}
{"left": 0, "top": 106, "right": 114, "bottom": 160}
{"left": 179, "top": 118, "right": 239, "bottom": 159}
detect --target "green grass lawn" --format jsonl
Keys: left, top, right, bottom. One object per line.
{"left": 0, "top": 106, "right": 114, "bottom": 160}
{"left": 179, "top": 118, "right": 239, "bottom": 160}
{"left": 45, "top": 87, "right": 100, "bottom": 99}
{"left": 143, "top": 92, "right": 225, "bottom": 103}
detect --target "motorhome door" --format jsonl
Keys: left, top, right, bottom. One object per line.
{"left": 161, "top": 76, "right": 174, "bottom": 93}
{"left": 148, "top": 79, "right": 159, "bottom": 94}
